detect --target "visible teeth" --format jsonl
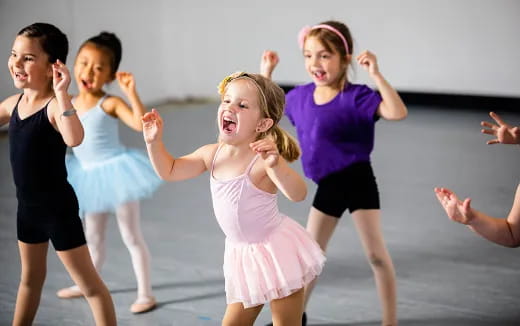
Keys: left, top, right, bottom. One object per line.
{"left": 223, "top": 117, "right": 235, "bottom": 123}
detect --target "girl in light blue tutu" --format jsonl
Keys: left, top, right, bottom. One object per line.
{"left": 56, "top": 31, "right": 160, "bottom": 314}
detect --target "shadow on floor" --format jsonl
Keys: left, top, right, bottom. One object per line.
{"left": 155, "top": 290, "right": 225, "bottom": 308}
{"left": 108, "top": 277, "right": 224, "bottom": 295}
{"left": 311, "top": 318, "right": 520, "bottom": 326}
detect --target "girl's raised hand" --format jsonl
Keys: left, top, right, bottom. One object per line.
{"left": 52, "top": 60, "right": 71, "bottom": 93}
{"left": 260, "top": 50, "right": 279, "bottom": 79}
{"left": 250, "top": 138, "right": 279, "bottom": 168}
{"left": 116, "top": 71, "right": 136, "bottom": 95}
{"left": 481, "top": 112, "right": 520, "bottom": 145}
{"left": 142, "top": 108, "right": 163, "bottom": 144}
{"left": 356, "top": 50, "right": 380, "bottom": 77}
{"left": 434, "top": 187, "right": 474, "bottom": 225}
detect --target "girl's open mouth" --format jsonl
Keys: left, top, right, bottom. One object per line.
{"left": 14, "top": 72, "right": 28, "bottom": 81}
{"left": 222, "top": 116, "right": 237, "bottom": 134}
{"left": 81, "top": 79, "right": 94, "bottom": 89}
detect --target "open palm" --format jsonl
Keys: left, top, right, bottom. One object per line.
{"left": 481, "top": 112, "right": 520, "bottom": 145}
{"left": 434, "top": 187, "right": 473, "bottom": 225}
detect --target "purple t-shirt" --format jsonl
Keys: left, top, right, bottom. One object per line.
{"left": 285, "top": 82, "right": 382, "bottom": 183}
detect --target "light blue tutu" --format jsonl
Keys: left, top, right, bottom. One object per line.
{"left": 66, "top": 149, "right": 162, "bottom": 215}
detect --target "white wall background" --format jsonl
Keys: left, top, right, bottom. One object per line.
{"left": 1, "top": 0, "right": 519, "bottom": 104}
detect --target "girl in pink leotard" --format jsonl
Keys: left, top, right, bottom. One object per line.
{"left": 143, "top": 71, "right": 325, "bottom": 325}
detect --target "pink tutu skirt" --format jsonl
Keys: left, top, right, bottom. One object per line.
{"left": 223, "top": 216, "right": 326, "bottom": 308}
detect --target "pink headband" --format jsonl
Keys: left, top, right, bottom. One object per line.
{"left": 298, "top": 24, "right": 349, "bottom": 54}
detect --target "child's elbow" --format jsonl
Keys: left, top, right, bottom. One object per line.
{"left": 394, "top": 113, "right": 408, "bottom": 121}
{"left": 507, "top": 238, "right": 520, "bottom": 248}
{"left": 291, "top": 188, "right": 307, "bottom": 202}
{"left": 68, "top": 134, "right": 84, "bottom": 147}
{"left": 390, "top": 107, "right": 408, "bottom": 121}
{"left": 158, "top": 174, "right": 170, "bottom": 181}
{"left": 384, "top": 112, "right": 407, "bottom": 121}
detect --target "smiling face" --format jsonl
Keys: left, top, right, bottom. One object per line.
{"left": 303, "top": 36, "right": 346, "bottom": 89}
{"left": 74, "top": 42, "right": 114, "bottom": 94}
{"left": 8, "top": 35, "right": 52, "bottom": 90}
{"left": 217, "top": 78, "right": 265, "bottom": 145}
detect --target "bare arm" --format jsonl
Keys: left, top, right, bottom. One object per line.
{"left": 260, "top": 50, "right": 279, "bottom": 80}
{"left": 467, "top": 185, "right": 520, "bottom": 247}
{"left": 266, "top": 158, "right": 307, "bottom": 202}
{"left": 52, "top": 61, "right": 84, "bottom": 147}
{"left": 112, "top": 72, "right": 146, "bottom": 131}
{"left": 357, "top": 50, "right": 407, "bottom": 121}
{"left": 146, "top": 141, "right": 211, "bottom": 182}
{"left": 142, "top": 108, "right": 212, "bottom": 181}
{"left": 434, "top": 186, "right": 520, "bottom": 248}
{"left": 250, "top": 138, "right": 307, "bottom": 202}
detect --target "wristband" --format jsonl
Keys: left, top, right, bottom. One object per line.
{"left": 61, "top": 108, "right": 77, "bottom": 117}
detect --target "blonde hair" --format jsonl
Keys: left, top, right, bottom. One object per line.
{"left": 218, "top": 72, "right": 300, "bottom": 162}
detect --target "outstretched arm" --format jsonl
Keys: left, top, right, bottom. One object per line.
{"left": 111, "top": 72, "right": 147, "bottom": 131}
{"left": 481, "top": 112, "right": 520, "bottom": 145}
{"left": 434, "top": 186, "right": 520, "bottom": 248}
{"left": 357, "top": 50, "right": 407, "bottom": 121}
{"left": 142, "top": 109, "right": 210, "bottom": 181}
{"left": 260, "top": 50, "right": 279, "bottom": 80}
{"left": 250, "top": 138, "right": 307, "bottom": 202}
{"left": 52, "top": 60, "right": 84, "bottom": 147}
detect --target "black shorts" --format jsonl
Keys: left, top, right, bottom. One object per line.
{"left": 17, "top": 200, "right": 86, "bottom": 251}
{"left": 312, "top": 162, "right": 380, "bottom": 218}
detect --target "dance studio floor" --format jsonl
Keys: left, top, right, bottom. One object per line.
{"left": 1, "top": 102, "right": 519, "bottom": 326}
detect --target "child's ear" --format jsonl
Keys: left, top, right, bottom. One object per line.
{"left": 110, "top": 72, "right": 117, "bottom": 82}
{"left": 344, "top": 54, "right": 352, "bottom": 65}
{"left": 47, "top": 63, "right": 54, "bottom": 79}
{"left": 256, "top": 118, "right": 274, "bottom": 133}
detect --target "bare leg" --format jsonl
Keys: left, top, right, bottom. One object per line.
{"left": 12, "top": 241, "right": 48, "bottom": 326}
{"left": 303, "top": 207, "right": 339, "bottom": 309}
{"left": 352, "top": 209, "right": 397, "bottom": 326}
{"left": 57, "top": 212, "right": 109, "bottom": 298}
{"left": 222, "top": 302, "right": 263, "bottom": 326}
{"left": 270, "top": 288, "right": 305, "bottom": 326}
{"left": 115, "top": 201, "right": 154, "bottom": 311}
{"left": 57, "top": 244, "right": 116, "bottom": 326}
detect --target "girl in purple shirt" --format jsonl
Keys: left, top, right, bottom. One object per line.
{"left": 261, "top": 20, "right": 407, "bottom": 325}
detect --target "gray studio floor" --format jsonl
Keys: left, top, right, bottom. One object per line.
{"left": 1, "top": 102, "right": 519, "bottom": 326}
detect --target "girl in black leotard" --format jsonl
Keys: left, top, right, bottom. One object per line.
{"left": 0, "top": 23, "right": 116, "bottom": 326}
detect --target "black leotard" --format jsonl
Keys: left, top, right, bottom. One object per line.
{"left": 9, "top": 94, "right": 85, "bottom": 250}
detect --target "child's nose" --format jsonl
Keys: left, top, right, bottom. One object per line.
{"left": 226, "top": 103, "right": 239, "bottom": 112}
{"left": 83, "top": 67, "right": 94, "bottom": 78}
{"left": 14, "top": 57, "right": 23, "bottom": 67}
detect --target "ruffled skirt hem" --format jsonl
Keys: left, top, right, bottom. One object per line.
{"left": 66, "top": 149, "right": 162, "bottom": 215}
{"left": 223, "top": 217, "right": 326, "bottom": 308}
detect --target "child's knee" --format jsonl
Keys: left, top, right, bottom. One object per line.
{"left": 20, "top": 274, "right": 45, "bottom": 290}
{"left": 20, "top": 268, "right": 46, "bottom": 289}
{"left": 121, "top": 231, "right": 143, "bottom": 249}
{"left": 78, "top": 283, "right": 104, "bottom": 298}
{"left": 367, "top": 252, "right": 387, "bottom": 268}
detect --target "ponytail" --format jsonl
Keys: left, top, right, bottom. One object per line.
{"left": 266, "top": 126, "right": 300, "bottom": 162}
